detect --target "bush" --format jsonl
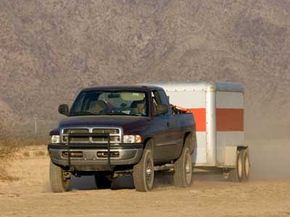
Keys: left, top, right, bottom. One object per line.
{"left": 0, "top": 121, "right": 18, "bottom": 181}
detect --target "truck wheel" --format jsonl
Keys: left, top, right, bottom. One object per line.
{"left": 241, "top": 149, "right": 250, "bottom": 181}
{"left": 49, "top": 161, "right": 71, "bottom": 192}
{"left": 133, "top": 146, "right": 154, "bottom": 192}
{"left": 94, "top": 172, "right": 112, "bottom": 189}
{"left": 173, "top": 147, "right": 193, "bottom": 187}
{"left": 229, "top": 149, "right": 243, "bottom": 182}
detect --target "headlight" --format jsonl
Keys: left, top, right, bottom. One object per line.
{"left": 51, "top": 135, "right": 60, "bottom": 144}
{"left": 123, "top": 135, "right": 142, "bottom": 143}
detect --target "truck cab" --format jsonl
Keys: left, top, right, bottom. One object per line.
{"left": 48, "top": 85, "right": 196, "bottom": 192}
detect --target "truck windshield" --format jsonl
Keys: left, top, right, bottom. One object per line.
{"left": 70, "top": 90, "right": 148, "bottom": 117}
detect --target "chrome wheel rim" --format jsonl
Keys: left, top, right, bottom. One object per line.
{"left": 145, "top": 155, "right": 154, "bottom": 188}
{"left": 244, "top": 153, "right": 250, "bottom": 178}
{"left": 237, "top": 153, "right": 243, "bottom": 179}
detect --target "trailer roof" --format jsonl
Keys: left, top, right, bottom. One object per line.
{"left": 150, "top": 81, "right": 244, "bottom": 93}
{"left": 82, "top": 85, "right": 163, "bottom": 92}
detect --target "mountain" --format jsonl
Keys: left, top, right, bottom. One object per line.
{"left": 0, "top": 0, "right": 289, "bottom": 139}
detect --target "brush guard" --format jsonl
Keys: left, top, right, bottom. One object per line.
{"left": 66, "top": 132, "right": 111, "bottom": 171}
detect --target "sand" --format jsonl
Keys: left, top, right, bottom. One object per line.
{"left": 0, "top": 144, "right": 290, "bottom": 217}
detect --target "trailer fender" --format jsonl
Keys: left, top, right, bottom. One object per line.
{"left": 224, "top": 146, "right": 238, "bottom": 168}
{"left": 224, "top": 146, "right": 248, "bottom": 168}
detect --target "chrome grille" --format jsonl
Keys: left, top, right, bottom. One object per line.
{"left": 61, "top": 127, "right": 122, "bottom": 144}
{"left": 62, "top": 129, "right": 90, "bottom": 143}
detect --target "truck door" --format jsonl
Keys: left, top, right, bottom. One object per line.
{"left": 169, "top": 110, "right": 184, "bottom": 158}
{"left": 151, "top": 90, "right": 177, "bottom": 163}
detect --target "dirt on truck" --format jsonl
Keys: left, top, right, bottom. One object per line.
{"left": 48, "top": 85, "right": 196, "bottom": 192}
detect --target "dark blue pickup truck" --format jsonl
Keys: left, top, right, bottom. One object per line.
{"left": 48, "top": 85, "right": 196, "bottom": 192}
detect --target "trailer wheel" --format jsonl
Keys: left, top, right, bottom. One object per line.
{"left": 133, "top": 144, "right": 154, "bottom": 192}
{"left": 173, "top": 147, "right": 193, "bottom": 187}
{"left": 241, "top": 149, "right": 250, "bottom": 181}
{"left": 229, "top": 150, "right": 243, "bottom": 182}
{"left": 49, "top": 161, "right": 71, "bottom": 192}
{"left": 94, "top": 172, "right": 112, "bottom": 189}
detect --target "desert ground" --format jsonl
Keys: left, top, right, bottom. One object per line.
{"left": 0, "top": 141, "right": 290, "bottom": 217}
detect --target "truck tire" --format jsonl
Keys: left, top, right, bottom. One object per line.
{"left": 229, "top": 149, "right": 243, "bottom": 182}
{"left": 187, "top": 133, "right": 196, "bottom": 155}
{"left": 133, "top": 145, "right": 154, "bottom": 192}
{"left": 241, "top": 149, "right": 250, "bottom": 181}
{"left": 94, "top": 172, "right": 112, "bottom": 189}
{"left": 49, "top": 161, "right": 71, "bottom": 192}
{"left": 173, "top": 146, "right": 193, "bottom": 187}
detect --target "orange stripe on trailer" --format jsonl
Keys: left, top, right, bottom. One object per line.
{"left": 188, "top": 108, "right": 206, "bottom": 132}
{"left": 174, "top": 106, "right": 243, "bottom": 132}
{"left": 216, "top": 108, "right": 244, "bottom": 131}
{"left": 176, "top": 107, "right": 206, "bottom": 132}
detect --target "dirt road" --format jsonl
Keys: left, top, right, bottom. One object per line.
{"left": 0, "top": 145, "right": 290, "bottom": 217}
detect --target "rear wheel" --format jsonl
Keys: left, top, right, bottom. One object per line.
{"left": 49, "top": 161, "right": 71, "bottom": 193}
{"left": 133, "top": 144, "right": 154, "bottom": 192}
{"left": 173, "top": 147, "right": 193, "bottom": 187}
{"left": 94, "top": 172, "right": 112, "bottom": 189}
{"left": 229, "top": 150, "right": 243, "bottom": 182}
{"left": 241, "top": 149, "right": 250, "bottom": 181}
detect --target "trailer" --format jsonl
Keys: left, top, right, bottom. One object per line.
{"left": 154, "top": 81, "right": 249, "bottom": 182}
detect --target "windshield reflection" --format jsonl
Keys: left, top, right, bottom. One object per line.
{"left": 70, "top": 91, "right": 148, "bottom": 117}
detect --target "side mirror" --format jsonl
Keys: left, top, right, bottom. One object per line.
{"left": 58, "top": 104, "right": 69, "bottom": 116}
{"left": 155, "top": 104, "right": 169, "bottom": 116}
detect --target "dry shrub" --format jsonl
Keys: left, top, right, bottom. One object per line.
{"left": 0, "top": 143, "right": 19, "bottom": 181}
{"left": 0, "top": 163, "right": 19, "bottom": 181}
{"left": 0, "top": 137, "right": 19, "bottom": 159}
{"left": 34, "top": 150, "right": 46, "bottom": 157}
{"left": 0, "top": 120, "right": 47, "bottom": 181}
{"left": 0, "top": 121, "right": 20, "bottom": 181}
{"left": 0, "top": 137, "right": 32, "bottom": 180}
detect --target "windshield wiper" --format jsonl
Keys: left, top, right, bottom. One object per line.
{"left": 106, "top": 112, "right": 130, "bottom": 116}
{"left": 70, "top": 111, "right": 101, "bottom": 116}
{"left": 70, "top": 111, "right": 144, "bottom": 117}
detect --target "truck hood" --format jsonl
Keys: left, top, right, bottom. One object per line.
{"left": 58, "top": 115, "right": 151, "bottom": 134}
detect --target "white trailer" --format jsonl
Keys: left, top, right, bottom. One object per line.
{"left": 154, "top": 82, "right": 249, "bottom": 182}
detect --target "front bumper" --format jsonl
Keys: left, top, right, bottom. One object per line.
{"left": 48, "top": 143, "right": 143, "bottom": 171}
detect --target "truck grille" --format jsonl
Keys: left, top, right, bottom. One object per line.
{"left": 61, "top": 127, "right": 122, "bottom": 144}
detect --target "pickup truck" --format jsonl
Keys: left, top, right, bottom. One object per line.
{"left": 48, "top": 85, "right": 196, "bottom": 192}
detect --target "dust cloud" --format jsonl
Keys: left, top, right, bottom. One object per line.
{"left": 245, "top": 108, "right": 290, "bottom": 180}
{"left": 248, "top": 139, "right": 290, "bottom": 180}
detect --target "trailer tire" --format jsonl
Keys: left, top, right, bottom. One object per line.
{"left": 173, "top": 147, "right": 193, "bottom": 187}
{"left": 49, "top": 161, "right": 71, "bottom": 193}
{"left": 229, "top": 150, "right": 243, "bottom": 182}
{"left": 94, "top": 172, "right": 113, "bottom": 189}
{"left": 241, "top": 149, "right": 250, "bottom": 181}
{"left": 133, "top": 142, "right": 154, "bottom": 192}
